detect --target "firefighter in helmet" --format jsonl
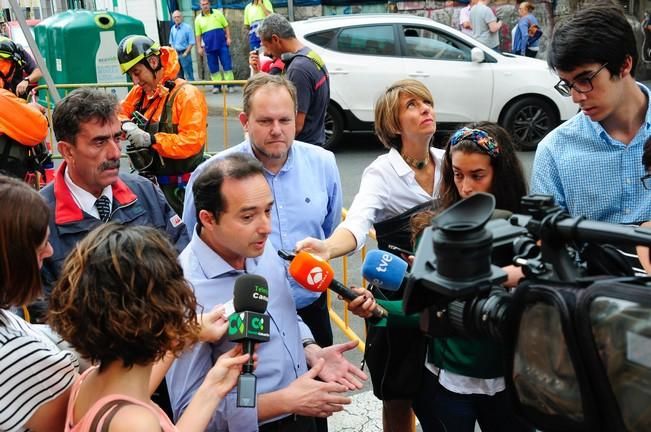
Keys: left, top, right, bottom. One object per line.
{"left": 0, "top": 36, "right": 49, "bottom": 185}
{"left": 118, "top": 34, "right": 207, "bottom": 215}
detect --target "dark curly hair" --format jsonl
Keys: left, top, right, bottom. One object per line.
{"left": 48, "top": 224, "right": 200, "bottom": 371}
{"left": 411, "top": 122, "right": 527, "bottom": 245}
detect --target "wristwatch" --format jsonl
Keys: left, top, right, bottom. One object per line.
{"left": 22, "top": 77, "right": 30, "bottom": 83}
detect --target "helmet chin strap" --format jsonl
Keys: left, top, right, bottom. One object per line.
{"left": 0, "top": 63, "right": 14, "bottom": 89}
{"left": 142, "top": 55, "right": 163, "bottom": 80}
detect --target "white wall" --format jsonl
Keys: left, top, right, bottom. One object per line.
{"left": 95, "top": 0, "right": 161, "bottom": 43}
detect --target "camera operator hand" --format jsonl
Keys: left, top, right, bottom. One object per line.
{"left": 503, "top": 265, "right": 524, "bottom": 288}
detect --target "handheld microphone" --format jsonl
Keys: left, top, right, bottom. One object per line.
{"left": 228, "top": 274, "right": 270, "bottom": 408}
{"left": 288, "top": 251, "right": 389, "bottom": 319}
{"left": 361, "top": 249, "right": 409, "bottom": 293}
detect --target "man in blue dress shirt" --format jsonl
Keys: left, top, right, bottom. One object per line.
{"left": 166, "top": 153, "right": 365, "bottom": 431}
{"left": 531, "top": 4, "right": 651, "bottom": 224}
{"left": 182, "top": 74, "right": 343, "bottom": 352}
{"left": 169, "top": 10, "right": 195, "bottom": 81}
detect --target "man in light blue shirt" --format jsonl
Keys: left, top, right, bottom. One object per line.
{"left": 531, "top": 4, "right": 651, "bottom": 224}
{"left": 167, "top": 153, "right": 365, "bottom": 431}
{"left": 170, "top": 10, "right": 195, "bottom": 80}
{"left": 183, "top": 74, "right": 343, "bottom": 351}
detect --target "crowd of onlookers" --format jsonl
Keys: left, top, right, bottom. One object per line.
{"left": 2, "top": 2, "right": 651, "bottom": 432}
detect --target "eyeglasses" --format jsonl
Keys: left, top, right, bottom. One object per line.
{"left": 554, "top": 63, "right": 609, "bottom": 97}
{"left": 641, "top": 173, "right": 651, "bottom": 190}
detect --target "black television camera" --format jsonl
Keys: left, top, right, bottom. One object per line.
{"left": 403, "top": 193, "right": 651, "bottom": 432}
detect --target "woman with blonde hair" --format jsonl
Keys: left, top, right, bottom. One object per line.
{"left": 296, "top": 79, "right": 444, "bottom": 431}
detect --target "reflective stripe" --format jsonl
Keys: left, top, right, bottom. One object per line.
{"left": 156, "top": 172, "right": 192, "bottom": 186}
{"left": 314, "top": 75, "right": 327, "bottom": 90}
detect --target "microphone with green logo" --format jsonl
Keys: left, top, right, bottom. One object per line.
{"left": 228, "top": 274, "right": 270, "bottom": 408}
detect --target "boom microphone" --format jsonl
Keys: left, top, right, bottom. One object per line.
{"left": 288, "top": 251, "right": 389, "bottom": 319}
{"left": 228, "top": 274, "right": 270, "bottom": 408}
{"left": 361, "top": 249, "right": 409, "bottom": 292}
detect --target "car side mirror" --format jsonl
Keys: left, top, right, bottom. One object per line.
{"left": 471, "top": 47, "right": 485, "bottom": 63}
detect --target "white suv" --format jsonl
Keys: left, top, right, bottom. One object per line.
{"left": 291, "top": 14, "right": 578, "bottom": 150}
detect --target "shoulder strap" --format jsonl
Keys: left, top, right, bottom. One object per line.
{"left": 133, "top": 89, "right": 147, "bottom": 117}
{"left": 281, "top": 50, "right": 329, "bottom": 90}
{"left": 160, "top": 81, "right": 187, "bottom": 129}
{"left": 88, "top": 399, "right": 132, "bottom": 432}
{"left": 88, "top": 399, "right": 164, "bottom": 432}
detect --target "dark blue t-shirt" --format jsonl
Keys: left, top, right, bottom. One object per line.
{"left": 286, "top": 47, "right": 329, "bottom": 147}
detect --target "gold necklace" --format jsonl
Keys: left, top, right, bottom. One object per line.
{"left": 401, "top": 152, "right": 430, "bottom": 170}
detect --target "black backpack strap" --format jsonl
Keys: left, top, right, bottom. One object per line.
{"left": 160, "top": 81, "right": 186, "bottom": 129}
{"left": 0, "top": 134, "right": 12, "bottom": 166}
{"left": 281, "top": 50, "right": 329, "bottom": 90}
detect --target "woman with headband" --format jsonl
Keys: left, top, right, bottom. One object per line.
{"left": 352, "top": 122, "right": 532, "bottom": 432}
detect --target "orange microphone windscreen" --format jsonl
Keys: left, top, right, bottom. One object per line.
{"left": 288, "top": 251, "right": 335, "bottom": 293}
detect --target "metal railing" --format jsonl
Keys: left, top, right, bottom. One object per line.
{"left": 33, "top": 79, "right": 247, "bottom": 157}
{"left": 326, "top": 208, "right": 374, "bottom": 354}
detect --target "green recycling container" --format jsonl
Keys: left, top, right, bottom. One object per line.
{"left": 34, "top": 10, "right": 145, "bottom": 102}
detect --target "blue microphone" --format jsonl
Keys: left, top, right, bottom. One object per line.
{"left": 362, "top": 249, "right": 408, "bottom": 292}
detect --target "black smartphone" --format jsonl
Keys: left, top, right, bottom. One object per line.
{"left": 387, "top": 244, "right": 413, "bottom": 256}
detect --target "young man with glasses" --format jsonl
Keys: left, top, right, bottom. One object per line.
{"left": 531, "top": 4, "right": 651, "bottom": 224}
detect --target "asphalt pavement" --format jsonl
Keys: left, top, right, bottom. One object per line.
{"left": 202, "top": 83, "right": 245, "bottom": 117}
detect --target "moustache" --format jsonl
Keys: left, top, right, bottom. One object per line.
{"left": 99, "top": 160, "right": 120, "bottom": 171}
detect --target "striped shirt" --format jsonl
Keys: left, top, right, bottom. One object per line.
{"left": 531, "top": 83, "right": 651, "bottom": 224}
{"left": 0, "top": 310, "right": 78, "bottom": 432}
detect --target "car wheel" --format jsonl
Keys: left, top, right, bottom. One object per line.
{"left": 501, "top": 97, "right": 560, "bottom": 151}
{"left": 324, "top": 105, "right": 344, "bottom": 151}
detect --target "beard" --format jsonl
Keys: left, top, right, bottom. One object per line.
{"left": 250, "top": 138, "right": 289, "bottom": 160}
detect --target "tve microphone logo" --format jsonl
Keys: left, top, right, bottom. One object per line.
{"left": 375, "top": 252, "right": 394, "bottom": 273}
